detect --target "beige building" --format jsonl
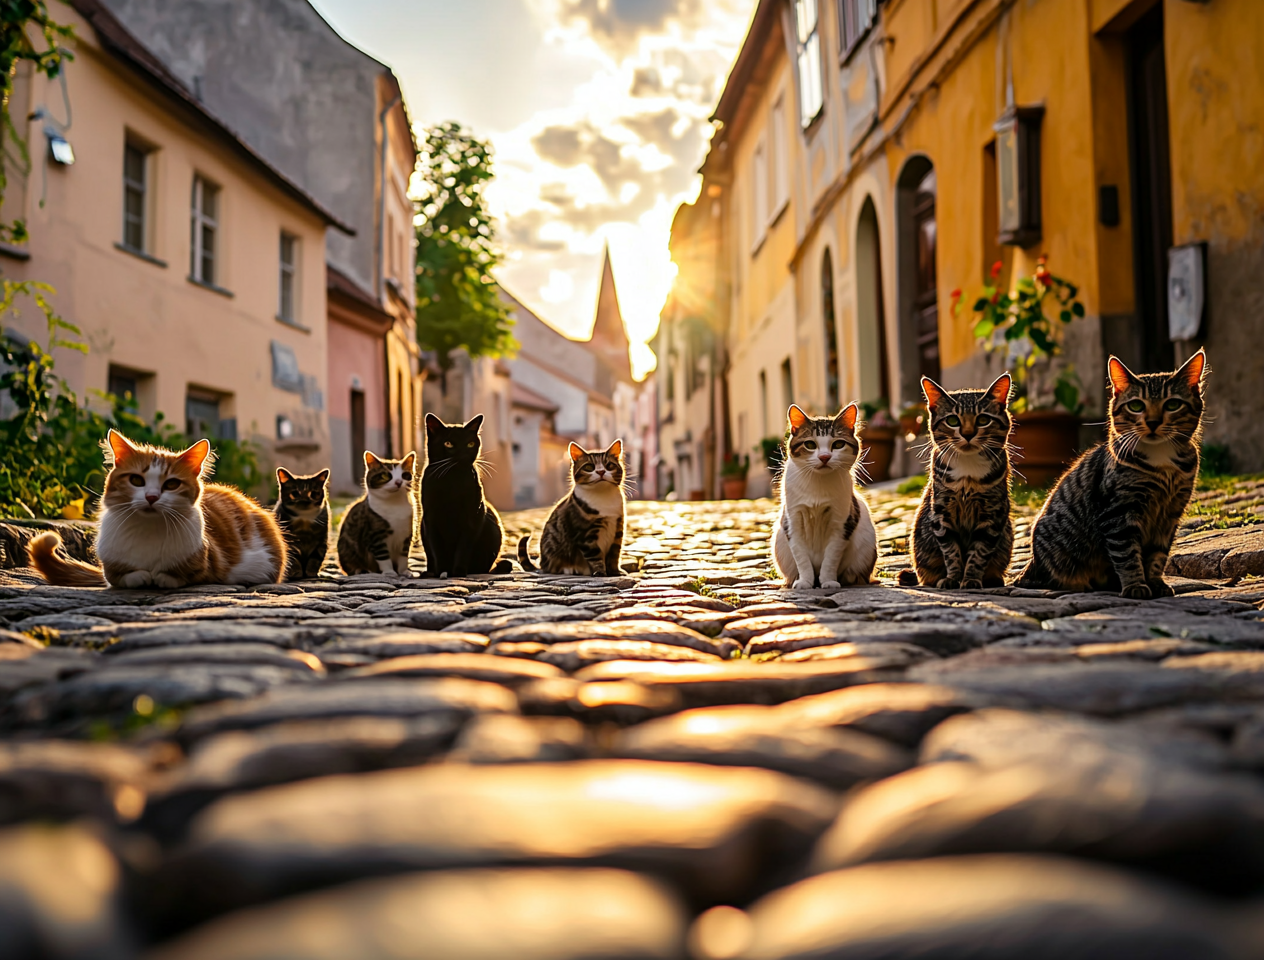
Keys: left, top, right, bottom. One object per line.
{"left": 0, "top": 0, "right": 348, "bottom": 484}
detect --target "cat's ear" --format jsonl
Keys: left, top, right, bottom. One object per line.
{"left": 364, "top": 450, "right": 381, "bottom": 468}
{"left": 106, "top": 429, "right": 136, "bottom": 465}
{"left": 1108, "top": 356, "right": 1138, "bottom": 394}
{"left": 402, "top": 452, "right": 417, "bottom": 472}
{"left": 987, "top": 373, "right": 1013, "bottom": 405}
{"left": 276, "top": 467, "right": 293, "bottom": 484}
{"left": 568, "top": 442, "right": 586, "bottom": 462}
{"left": 313, "top": 469, "right": 330, "bottom": 484}
{"left": 787, "top": 405, "right": 809, "bottom": 431}
{"left": 836, "top": 403, "right": 859, "bottom": 432}
{"left": 606, "top": 439, "right": 623, "bottom": 459}
{"left": 465, "top": 415, "right": 484, "bottom": 433}
{"left": 921, "top": 377, "right": 948, "bottom": 409}
{"left": 177, "top": 439, "right": 212, "bottom": 476}
{"left": 1172, "top": 349, "right": 1207, "bottom": 392}
{"left": 425, "top": 413, "right": 443, "bottom": 433}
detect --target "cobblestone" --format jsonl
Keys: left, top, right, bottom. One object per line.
{"left": 0, "top": 493, "right": 1263, "bottom": 954}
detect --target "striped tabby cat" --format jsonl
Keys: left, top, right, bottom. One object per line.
{"left": 1017, "top": 350, "right": 1208, "bottom": 597}
{"left": 772, "top": 404, "right": 877, "bottom": 589}
{"left": 337, "top": 451, "right": 416, "bottom": 576}
{"left": 518, "top": 440, "right": 625, "bottom": 576}
{"left": 273, "top": 468, "right": 331, "bottom": 580}
{"left": 899, "top": 374, "right": 1014, "bottom": 589}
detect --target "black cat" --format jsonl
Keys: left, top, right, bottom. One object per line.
{"left": 272, "top": 468, "right": 330, "bottom": 580}
{"left": 420, "top": 414, "right": 510, "bottom": 577}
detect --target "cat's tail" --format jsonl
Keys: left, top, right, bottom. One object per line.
{"left": 27, "top": 532, "right": 107, "bottom": 587}
{"left": 897, "top": 569, "right": 920, "bottom": 587}
{"left": 516, "top": 535, "right": 538, "bottom": 572}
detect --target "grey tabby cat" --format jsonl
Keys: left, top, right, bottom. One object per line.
{"left": 518, "top": 440, "right": 625, "bottom": 576}
{"left": 337, "top": 451, "right": 417, "bottom": 576}
{"left": 899, "top": 374, "right": 1014, "bottom": 589}
{"left": 1017, "top": 349, "right": 1208, "bottom": 597}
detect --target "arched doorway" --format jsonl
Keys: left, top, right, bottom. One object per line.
{"left": 897, "top": 157, "right": 940, "bottom": 402}
{"left": 856, "top": 196, "right": 892, "bottom": 406}
{"left": 821, "top": 248, "right": 840, "bottom": 412}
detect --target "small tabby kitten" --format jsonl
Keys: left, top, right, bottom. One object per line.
{"left": 899, "top": 374, "right": 1014, "bottom": 589}
{"left": 29, "top": 430, "right": 286, "bottom": 588}
{"left": 273, "top": 468, "right": 330, "bottom": 580}
{"left": 337, "top": 451, "right": 416, "bottom": 576}
{"left": 1017, "top": 349, "right": 1208, "bottom": 598}
{"left": 420, "top": 415, "right": 509, "bottom": 577}
{"left": 773, "top": 404, "right": 877, "bottom": 589}
{"left": 519, "top": 440, "right": 625, "bottom": 576}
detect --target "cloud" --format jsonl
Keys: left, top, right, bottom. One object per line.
{"left": 555, "top": 0, "right": 708, "bottom": 56}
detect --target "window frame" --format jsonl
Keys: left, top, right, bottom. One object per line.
{"left": 838, "top": 0, "right": 879, "bottom": 63}
{"left": 278, "top": 231, "right": 299, "bottom": 325}
{"left": 122, "top": 141, "right": 148, "bottom": 253}
{"left": 793, "top": 0, "right": 824, "bottom": 128}
{"left": 751, "top": 136, "right": 769, "bottom": 254}
{"left": 190, "top": 174, "right": 221, "bottom": 287}
{"left": 770, "top": 95, "right": 790, "bottom": 221}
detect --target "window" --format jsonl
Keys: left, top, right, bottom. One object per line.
{"left": 190, "top": 175, "right": 220, "bottom": 285}
{"left": 839, "top": 0, "right": 878, "bottom": 59}
{"left": 279, "top": 232, "right": 298, "bottom": 323}
{"left": 122, "top": 143, "right": 148, "bottom": 252}
{"left": 751, "top": 138, "right": 768, "bottom": 250}
{"left": 759, "top": 369, "right": 768, "bottom": 436}
{"left": 793, "top": 0, "right": 823, "bottom": 127}
{"left": 781, "top": 358, "right": 794, "bottom": 413}
{"left": 186, "top": 390, "right": 235, "bottom": 440}
{"left": 770, "top": 97, "right": 789, "bottom": 216}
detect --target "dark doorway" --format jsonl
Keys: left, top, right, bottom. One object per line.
{"left": 350, "top": 388, "right": 366, "bottom": 483}
{"left": 897, "top": 157, "right": 940, "bottom": 403}
{"left": 821, "top": 248, "right": 840, "bottom": 412}
{"left": 1127, "top": 3, "right": 1174, "bottom": 371}
{"left": 856, "top": 196, "right": 892, "bottom": 405}
{"left": 912, "top": 168, "right": 940, "bottom": 383}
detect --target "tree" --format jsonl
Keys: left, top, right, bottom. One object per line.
{"left": 413, "top": 121, "right": 516, "bottom": 380}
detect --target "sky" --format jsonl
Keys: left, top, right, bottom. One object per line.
{"left": 308, "top": 0, "right": 758, "bottom": 379}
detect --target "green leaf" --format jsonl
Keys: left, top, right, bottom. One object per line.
{"left": 1054, "top": 378, "right": 1080, "bottom": 413}
{"left": 1059, "top": 309, "right": 1072, "bottom": 323}
{"left": 973, "top": 318, "right": 995, "bottom": 339}
{"left": 973, "top": 298, "right": 990, "bottom": 312}
{"left": 1072, "top": 301, "right": 1085, "bottom": 318}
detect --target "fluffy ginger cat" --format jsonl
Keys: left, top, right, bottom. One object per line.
{"left": 773, "top": 403, "right": 878, "bottom": 590}
{"left": 28, "top": 429, "right": 286, "bottom": 588}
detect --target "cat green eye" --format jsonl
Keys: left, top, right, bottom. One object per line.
{"left": 467, "top": 442, "right": 475, "bottom": 448}
{"left": 976, "top": 415, "right": 991, "bottom": 425}
{"left": 945, "top": 415, "right": 960, "bottom": 427}
{"left": 831, "top": 440, "right": 844, "bottom": 450}
{"left": 1163, "top": 399, "right": 1184, "bottom": 411}
{"left": 580, "top": 464, "right": 594, "bottom": 471}
{"left": 162, "top": 479, "right": 181, "bottom": 491}
{"left": 1126, "top": 400, "right": 1146, "bottom": 413}
{"left": 444, "top": 441, "right": 453, "bottom": 448}
{"left": 401, "top": 472, "right": 412, "bottom": 481}
{"left": 804, "top": 440, "right": 817, "bottom": 450}
{"left": 128, "top": 474, "right": 145, "bottom": 487}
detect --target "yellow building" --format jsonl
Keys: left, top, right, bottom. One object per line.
{"left": 0, "top": 0, "right": 348, "bottom": 484}
{"left": 668, "top": 0, "right": 1264, "bottom": 480}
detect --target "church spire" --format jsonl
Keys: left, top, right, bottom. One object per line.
{"left": 590, "top": 244, "right": 633, "bottom": 383}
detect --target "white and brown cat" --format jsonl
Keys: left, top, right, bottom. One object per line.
{"left": 28, "top": 429, "right": 287, "bottom": 588}
{"left": 773, "top": 403, "right": 878, "bottom": 589}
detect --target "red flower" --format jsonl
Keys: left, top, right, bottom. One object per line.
{"left": 990, "top": 291, "right": 1000, "bottom": 304}
{"left": 990, "top": 260, "right": 1003, "bottom": 279}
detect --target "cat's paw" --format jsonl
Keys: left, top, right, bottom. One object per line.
{"left": 1147, "top": 579, "right": 1176, "bottom": 598}
{"left": 1120, "top": 583, "right": 1152, "bottom": 600}
{"left": 153, "top": 573, "right": 185, "bottom": 589}
{"left": 819, "top": 580, "right": 842, "bottom": 590}
{"left": 118, "top": 570, "right": 154, "bottom": 589}
{"left": 790, "top": 578, "right": 815, "bottom": 591}
{"left": 961, "top": 578, "right": 984, "bottom": 590}
{"left": 936, "top": 577, "right": 961, "bottom": 589}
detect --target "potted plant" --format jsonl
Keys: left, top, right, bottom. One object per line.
{"left": 954, "top": 255, "right": 1087, "bottom": 486}
{"left": 898, "top": 402, "right": 927, "bottom": 443}
{"left": 858, "top": 400, "right": 897, "bottom": 482}
{"left": 758, "top": 437, "right": 784, "bottom": 475}
{"left": 720, "top": 452, "right": 750, "bottom": 500}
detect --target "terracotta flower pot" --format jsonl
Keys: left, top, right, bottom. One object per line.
{"left": 1013, "top": 410, "right": 1081, "bottom": 486}
{"left": 721, "top": 478, "right": 747, "bottom": 500}
{"left": 688, "top": 489, "right": 705, "bottom": 501}
{"left": 859, "top": 425, "right": 897, "bottom": 483}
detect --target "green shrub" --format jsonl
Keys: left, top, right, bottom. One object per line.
{"left": 896, "top": 474, "right": 927, "bottom": 495}
{"left": 1201, "top": 443, "right": 1232, "bottom": 477}
{"left": 1, "top": 283, "right": 262, "bottom": 519}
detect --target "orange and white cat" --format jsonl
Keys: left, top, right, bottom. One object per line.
{"left": 28, "top": 430, "right": 286, "bottom": 588}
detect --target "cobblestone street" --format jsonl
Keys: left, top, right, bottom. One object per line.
{"left": 3, "top": 488, "right": 1264, "bottom": 956}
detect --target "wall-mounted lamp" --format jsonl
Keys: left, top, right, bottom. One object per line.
{"left": 277, "top": 415, "right": 294, "bottom": 440}
{"left": 46, "top": 129, "right": 74, "bottom": 165}
{"left": 994, "top": 104, "right": 1043, "bottom": 247}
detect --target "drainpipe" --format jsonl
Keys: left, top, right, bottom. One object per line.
{"left": 377, "top": 93, "right": 402, "bottom": 457}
